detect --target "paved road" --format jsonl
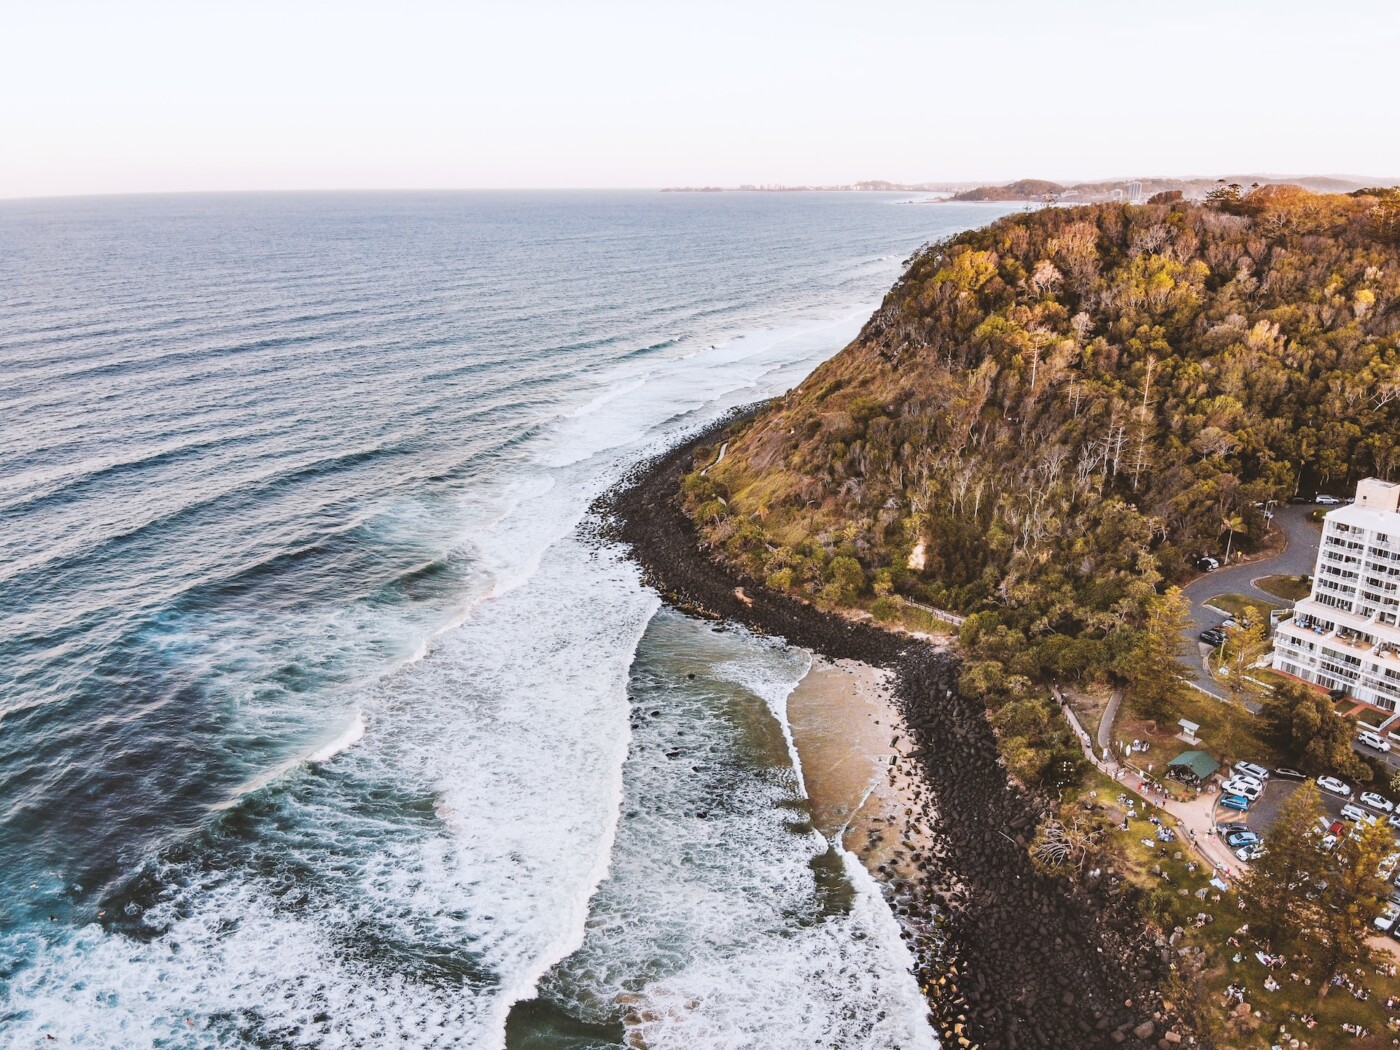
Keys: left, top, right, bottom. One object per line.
{"left": 1096, "top": 687, "right": 1123, "bottom": 753}
{"left": 1177, "top": 504, "right": 1321, "bottom": 700}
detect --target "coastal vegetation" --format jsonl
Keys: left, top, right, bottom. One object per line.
{"left": 686, "top": 187, "right": 1400, "bottom": 779}
{"left": 672, "top": 188, "right": 1400, "bottom": 1043}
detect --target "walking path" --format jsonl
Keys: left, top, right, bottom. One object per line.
{"left": 1096, "top": 687, "right": 1123, "bottom": 753}
{"left": 1057, "top": 685, "right": 1241, "bottom": 877}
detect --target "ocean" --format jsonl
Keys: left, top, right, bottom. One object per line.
{"left": 0, "top": 191, "right": 1019, "bottom": 1048}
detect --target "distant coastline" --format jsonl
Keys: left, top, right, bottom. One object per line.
{"left": 663, "top": 172, "right": 1399, "bottom": 203}
{"left": 662, "top": 180, "right": 958, "bottom": 194}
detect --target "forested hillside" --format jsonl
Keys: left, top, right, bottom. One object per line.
{"left": 686, "top": 187, "right": 1400, "bottom": 769}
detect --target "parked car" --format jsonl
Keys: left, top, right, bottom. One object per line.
{"left": 1220, "top": 822, "right": 1252, "bottom": 835}
{"left": 1341, "top": 803, "right": 1377, "bottom": 823}
{"left": 1196, "top": 556, "right": 1221, "bottom": 571}
{"left": 1226, "top": 831, "right": 1260, "bottom": 849}
{"left": 1315, "top": 495, "right": 1342, "bottom": 505}
{"left": 1275, "top": 766, "right": 1308, "bottom": 780}
{"left": 1199, "top": 628, "right": 1227, "bottom": 646}
{"left": 1380, "top": 853, "right": 1400, "bottom": 879}
{"left": 1288, "top": 495, "right": 1312, "bottom": 504}
{"left": 1317, "top": 776, "right": 1353, "bottom": 797}
{"left": 1235, "top": 844, "right": 1263, "bottom": 862}
{"left": 1223, "top": 779, "right": 1262, "bottom": 800}
{"left": 1361, "top": 791, "right": 1396, "bottom": 813}
{"left": 1388, "top": 813, "right": 1400, "bottom": 831}
{"left": 1220, "top": 794, "right": 1250, "bottom": 811}
{"left": 1377, "top": 902, "right": 1400, "bottom": 931}
{"left": 1359, "top": 730, "right": 1393, "bottom": 753}
{"left": 1234, "top": 762, "right": 1270, "bottom": 781}
{"left": 1230, "top": 772, "right": 1265, "bottom": 789}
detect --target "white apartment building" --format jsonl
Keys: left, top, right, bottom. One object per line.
{"left": 1273, "top": 478, "right": 1400, "bottom": 711}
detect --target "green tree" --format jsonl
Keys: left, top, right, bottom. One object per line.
{"left": 821, "top": 555, "right": 865, "bottom": 605}
{"left": 1312, "top": 817, "right": 1393, "bottom": 996}
{"left": 1120, "top": 586, "right": 1192, "bottom": 718}
{"left": 1236, "top": 781, "right": 1324, "bottom": 951}
{"left": 1222, "top": 610, "right": 1267, "bottom": 708}
{"left": 1219, "top": 513, "right": 1246, "bottom": 562}
{"left": 1261, "top": 681, "right": 1369, "bottom": 780}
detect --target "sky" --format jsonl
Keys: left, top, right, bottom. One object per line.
{"left": 4, "top": 0, "right": 1398, "bottom": 198}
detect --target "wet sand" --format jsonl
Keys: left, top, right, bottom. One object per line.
{"left": 787, "top": 657, "right": 934, "bottom": 876}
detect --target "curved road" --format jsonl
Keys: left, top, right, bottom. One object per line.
{"left": 1177, "top": 504, "right": 1321, "bottom": 700}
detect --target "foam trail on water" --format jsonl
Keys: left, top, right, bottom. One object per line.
{"left": 307, "top": 710, "right": 366, "bottom": 763}
{"left": 534, "top": 613, "right": 937, "bottom": 1049}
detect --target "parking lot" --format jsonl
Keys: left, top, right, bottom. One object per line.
{"left": 1209, "top": 764, "right": 1400, "bottom": 934}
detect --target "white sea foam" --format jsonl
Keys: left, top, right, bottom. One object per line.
{"left": 5, "top": 295, "right": 932, "bottom": 1049}
{"left": 306, "top": 710, "right": 365, "bottom": 763}
{"left": 540, "top": 614, "right": 937, "bottom": 1049}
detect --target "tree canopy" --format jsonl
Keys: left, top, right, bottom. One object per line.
{"left": 685, "top": 190, "right": 1400, "bottom": 702}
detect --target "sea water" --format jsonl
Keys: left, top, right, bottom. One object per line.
{"left": 0, "top": 191, "right": 1018, "bottom": 1047}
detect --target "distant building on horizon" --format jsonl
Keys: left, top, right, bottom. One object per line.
{"left": 1127, "top": 180, "right": 1143, "bottom": 203}
{"left": 1273, "top": 478, "right": 1400, "bottom": 711}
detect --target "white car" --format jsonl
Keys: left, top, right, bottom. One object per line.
{"left": 1377, "top": 902, "right": 1400, "bottom": 931}
{"left": 1359, "top": 730, "right": 1392, "bottom": 753}
{"left": 1234, "top": 762, "right": 1270, "bottom": 781}
{"left": 1380, "top": 853, "right": 1400, "bottom": 879}
{"left": 1230, "top": 772, "right": 1265, "bottom": 790}
{"left": 1341, "top": 803, "right": 1377, "bottom": 824}
{"left": 1223, "top": 779, "right": 1262, "bottom": 800}
{"left": 1315, "top": 495, "right": 1342, "bottom": 505}
{"left": 1361, "top": 791, "right": 1395, "bottom": 813}
{"left": 1317, "top": 776, "right": 1352, "bottom": 797}
{"left": 1234, "top": 844, "right": 1262, "bottom": 862}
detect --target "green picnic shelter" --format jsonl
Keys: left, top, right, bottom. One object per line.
{"left": 1167, "top": 750, "right": 1219, "bottom": 786}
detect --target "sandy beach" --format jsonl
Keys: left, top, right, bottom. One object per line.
{"left": 786, "top": 657, "right": 935, "bottom": 877}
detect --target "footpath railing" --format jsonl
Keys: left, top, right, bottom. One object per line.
{"left": 897, "top": 596, "right": 966, "bottom": 627}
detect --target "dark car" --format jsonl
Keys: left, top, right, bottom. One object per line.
{"left": 1288, "top": 495, "right": 1312, "bottom": 504}
{"left": 1200, "top": 628, "right": 1227, "bottom": 646}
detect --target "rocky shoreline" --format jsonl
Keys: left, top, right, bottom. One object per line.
{"left": 596, "top": 409, "right": 1172, "bottom": 1050}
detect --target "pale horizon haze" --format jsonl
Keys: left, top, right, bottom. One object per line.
{"left": 4, "top": 0, "right": 1399, "bottom": 200}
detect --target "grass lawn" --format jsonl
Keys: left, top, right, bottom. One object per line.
{"left": 1256, "top": 574, "right": 1312, "bottom": 602}
{"left": 866, "top": 600, "right": 957, "bottom": 638}
{"left": 1062, "top": 684, "right": 1114, "bottom": 743}
{"left": 1205, "top": 593, "right": 1287, "bottom": 623}
{"left": 1252, "top": 668, "right": 1294, "bottom": 691}
{"left": 1113, "top": 684, "right": 1278, "bottom": 773}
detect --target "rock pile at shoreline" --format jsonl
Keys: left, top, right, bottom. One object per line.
{"left": 595, "top": 411, "right": 1175, "bottom": 1050}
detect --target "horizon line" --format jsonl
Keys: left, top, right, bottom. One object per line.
{"left": 6, "top": 172, "right": 1400, "bottom": 205}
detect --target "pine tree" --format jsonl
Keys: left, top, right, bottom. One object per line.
{"left": 1123, "top": 586, "right": 1193, "bottom": 719}
{"left": 1236, "top": 781, "right": 1324, "bottom": 950}
{"left": 1312, "top": 817, "right": 1393, "bottom": 996}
